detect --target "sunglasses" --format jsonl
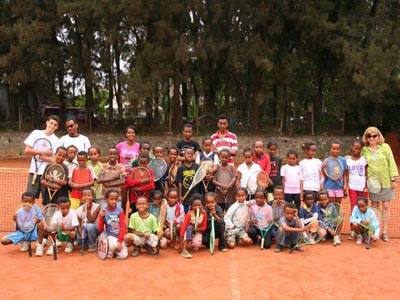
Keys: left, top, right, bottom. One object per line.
{"left": 66, "top": 124, "right": 75, "bottom": 129}
{"left": 367, "top": 134, "right": 378, "bottom": 139}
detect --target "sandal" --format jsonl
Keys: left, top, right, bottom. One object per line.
{"left": 181, "top": 250, "right": 192, "bottom": 259}
{"left": 382, "top": 233, "right": 389, "bottom": 242}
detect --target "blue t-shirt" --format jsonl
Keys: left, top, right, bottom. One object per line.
{"left": 104, "top": 206, "right": 123, "bottom": 238}
{"left": 324, "top": 156, "right": 347, "bottom": 190}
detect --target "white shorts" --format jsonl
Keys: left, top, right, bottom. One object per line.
{"left": 107, "top": 236, "right": 128, "bottom": 259}
{"left": 126, "top": 233, "right": 158, "bottom": 248}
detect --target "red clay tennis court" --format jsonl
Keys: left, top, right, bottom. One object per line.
{"left": 1, "top": 159, "right": 400, "bottom": 299}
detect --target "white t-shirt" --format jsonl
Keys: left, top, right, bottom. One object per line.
{"left": 76, "top": 202, "right": 100, "bottom": 224}
{"left": 237, "top": 162, "right": 262, "bottom": 188}
{"left": 58, "top": 134, "right": 91, "bottom": 153}
{"left": 52, "top": 208, "right": 79, "bottom": 233}
{"left": 24, "top": 130, "right": 60, "bottom": 174}
{"left": 346, "top": 156, "right": 367, "bottom": 191}
{"left": 195, "top": 152, "right": 220, "bottom": 165}
{"left": 299, "top": 158, "right": 322, "bottom": 192}
{"left": 280, "top": 164, "right": 302, "bottom": 194}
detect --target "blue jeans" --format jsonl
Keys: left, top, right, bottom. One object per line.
{"left": 79, "top": 223, "right": 99, "bottom": 248}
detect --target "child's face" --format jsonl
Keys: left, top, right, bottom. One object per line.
{"left": 141, "top": 144, "right": 151, "bottom": 153}
{"left": 306, "top": 145, "right": 317, "bottom": 158}
{"left": 22, "top": 196, "right": 34, "bottom": 205}
{"left": 255, "top": 192, "right": 266, "bottom": 206}
{"left": 106, "top": 192, "right": 119, "bottom": 208}
{"left": 167, "top": 191, "right": 178, "bottom": 206}
{"left": 55, "top": 150, "right": 67, "bottom": 164}
{"left": 244, "top": 152, "right": 252, "bottom": 164}
{"left": 205, "top": 197, "right": 216, "bottom": 210}
{"left": 217, "top": 119, "right": 229, "bottom": 131}
{"left": 192, "top": 199, "right": 202, "bottom": 211}
{"left": 89, "top": 148, "right": 100, "bottom": 162}
{"left": 136, "top": 198, "right": 148, "bottom": 212}
{"left": 254, "top": 141, "right": 263, "bottom": 156}
{"left": 273, "top": 189, "right": 284, "bottom": 202}
{"left": 183, "top": 127, "right": 193, "bottom": 141}
{"left": 108, "top": 149, "right": 119, "bottom": 163}
{"left": 153, "top": 147, "right": 163, "bottom": 158}
{"left": 202, "top": 140, "right": 212, "bottom": 153}
{"left": 357, "top": 201, "right": 367, "bottom": 213}
{"left": 77, "top": 155, "right": 88, "bottom": 167}
{"left": 46, "top": 118, "right": 59, "bottom": 133}
{"left": 168, "top": 149, "right": 178, "bottom": 162}
{"left": 126, "top": 128, "right": 136, "bottom": 141}
{"left": 59, "top": 202, "right": 71, "bottom": 216}
{"left": 330, "top": 143, "right": 340, "bottom": 157}
{"left": 152, "top": 194, "right": 162, "bottom": 205}
{"left": 305, "top": 195, "right": 314, "bottom": 207}
{"left": 319, "top": 195, "right": 329, "bottom": 208}
{"left": 287, "top": 154, "right": 297, "bottom": 166}
{"left": 236, "top": 190, "right": 247, "bottom": 203}
{"left": 220, "top": 152, "right": 230, "bottom": 165}
{"left": 184, "top": 149, "right": 193, "bottom": 162}
{"left": 352, "top": 143, "right": 362, "bottom": 157}
{"left": 284, "top": 207, "right": 295, "bottom": 221}
{"left": 268, "top": 145, "right": 277, "bottom": 157}
{"left": 139, "top": 157, "right": 149, "bottom": 167}
{"left": 82, "top": 190, "right": 94, "bottom": 204}
{"left": 67, "top": 148, "right": 77, "bottom": 161}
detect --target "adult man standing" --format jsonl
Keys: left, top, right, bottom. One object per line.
{"left": 211, "top": 114, "right": 238, "bottom": 166}
{"left": 58, "top": 117, "right": 91, "bottom": 152}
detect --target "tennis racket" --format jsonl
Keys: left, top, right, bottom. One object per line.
{"left": 98, "top": 217, "right": 109, "bottom": 260}
{"left": 246, "top": 170, "right": 260, "bottom": 198}
{"left": 367, "top": 175, "right": 382, "bottom": 194}
{"left": 45, "top": 163, "right": 66, "bottom": 202}
{"left": 215, "top": 167, "right": 234, "bottom": 206}
{"left": 210, "top": 216, "right": 216, "bottom": 255}
{"left": 322, "top": 202, "right": 344, "bottom": 234}
{"left": 200, "top": 158, "right": 214, "bottom": 192}
{"left": 167, "top": 162, "right": 179, "bottom": 187}
{"left": 15, "top": 203, "right": 37, "bottom": 257}
{"left": 248, "top": 205, "right": 277, "bottom": 250}
{"left": 182, "top": 164, "right": 209, "bottom": 201}
{"left": 43, "top": 204, "right": 59, "bottom": 260}
{"left": 32, "top": 138, "right": 53, "bottom": 184}
{"left": 100, "top": 166, "right": 123, "bottom": 188}
{"left": 257, "top": 171, "right": 269, "bottom": 190}
{"left": 166, "top": 206, "right": 177, "bottom": 241}
{"left": 289, "top": 220, "right": 327, "bottom": 253}
{"left": 149, "top": 203, "right": 161, "bottom": 222}
{"left": 81, "top": 204, "right": 88, "bottom": 256}
{"left": 194, "top": 208, "right": 200, "bottom": 231}
{"left": 324, "top": 157, "right": 345, "bottom": 188}
{"left": 130, "top": 167, "right": 152, "bottom": 198}
{"left": 362, "top": 207, "right": 382, "bottom": 249}
{"left": 148, "top": 158, "right": 168, "bottom": 182}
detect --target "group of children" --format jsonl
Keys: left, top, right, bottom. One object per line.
{"left": 1, "top": 121, "right": 382, "bottom": 258}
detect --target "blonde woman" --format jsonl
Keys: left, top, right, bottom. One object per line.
{"left": 361, "top": 127, "right": 398, "bottom": 242}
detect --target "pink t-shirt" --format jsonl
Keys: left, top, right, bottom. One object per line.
{"left": 281, "top": 164, "right": 302, "bottom": 194}
{"left": 116, "top": 141, "right": 140, "bottom": 168}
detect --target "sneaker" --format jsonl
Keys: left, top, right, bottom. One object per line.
{"left": 382, "top": 233, "right": 389, "bottom": 242}
{"left": 65, "top": 242, "right": 74, "bottom": 253}
{"left": 46, "top": 246, "right": 54, "bottom": 256}
{"left": 274, "top": 245, "right": 283, "bottom": 253}
{"left": 131, "top": 247, "right": 141, "bottom": 257}
{"left": 337, "top": 235, "right": 341, "bottom": 245}
{"left": 333, "top": 235, "right": 339, "bottom": 246}
{"left": 56, "top": 240, "right": 62, "bottom": 247}
{"left": 348, "top": 230, "right": 355, "bottom": 240}
{"left": 88, "top": 247, "right": 97, "bottom": 253}
{"left": 73, "top": 240, "right": 78, "bottom": 247}
{"left": 20, "top": 241, "right": 28, "bottom": 252}
{"left": 356, "top": 235, "right": 363, "bottom": 245}
{"left": 35, "top": 244, "right": 44, "bottom": 257}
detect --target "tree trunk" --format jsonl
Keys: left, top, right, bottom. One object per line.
{"left": 114, "top": 41, "right": 123, "bottom": 120}
{"left": 279, "top": 84, "right": 287, "bottom": 134}
{"left": 58, "top": 71, "right": 66, "bottom": 130}
{"left": 314, "top": 70, "right": 324, "bottom": 133}
{"left": 172, "top": 72, "right": 183, "bottom": 130}
{"left": 250, "top": 85, "right": 262, "bottom": 129}
{"left": 85, "top": 78, "right": 94, "bottom": 132}
{"left": 223, "top": 76, "right": 230, "bottom": 114}
{"left": 182, "top": 81, "right": 188, "bottom": 120}
{"left": 145, "top": 97, "right": 153, "bottom": 126}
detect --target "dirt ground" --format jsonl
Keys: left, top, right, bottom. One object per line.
{"left": 1, "top": 238, "right": 399, "bottom": 300}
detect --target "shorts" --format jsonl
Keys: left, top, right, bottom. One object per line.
{"left": 57, "top": 230, "right": 71, "bottom": 242}
{"left": 4, "top": 229, "right": 38, "bottom": 245}
{"left": 327, "top": 190, "right": 344, "bottom": 198}
{"left": 225, "top": 227, "right": 248, "bottom": 244}
{"left": 70, "top": 197, "right": 81, "bottom": 210}
{"left": 125, "top": 233, "right": 158, "bottom": 248}
{"left": 26, "top": 173, "right": 42, "bottom": 199}
{"left": 183, "top": 225, "right": 202, "bottom": 248}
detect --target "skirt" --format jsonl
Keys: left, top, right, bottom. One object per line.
{"left": 370, "top": 188, "right": 395, "bottom": 202}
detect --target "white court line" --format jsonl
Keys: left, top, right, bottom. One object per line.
{"left": 230, "top": 252, "right": 241, "bottom": 299}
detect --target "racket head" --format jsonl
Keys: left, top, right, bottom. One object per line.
{"left": 168, "top": 163, "right": 179, "bottom": 186}
{"left": 148, "top": 203, "right": 161, "bottom": 221}
{"left": 43, "top": 204, "right": 60, "bottom": 233}
{"left": 46, "top": 163, "right": 66, "bottom": 184}
{"left": 148, "top": 158, "right": 168, "bottom": 181}
{"left": 200, "top": 158, "right": 214, "bottom": 170}
{"left": 257, "top": 171, "right": 269, "bottom": 189}
{"left": 231, "top": 204, "right": 249, "bottom": 229}
{"left": 246, "top": 171, "right": 260, "bottom": 194}
{"left": 97, "top": 232, "right": 109, "bottom": 260}
{"left": 102, "top": 166, "right": 123, "bottom": 187}
{"left": 190, "top": 164, "right": 209, "bottom": 189}
{"left": 215, "top": 167, "right": 234, "bottom": 190}
{"left": 33, "top": 138, "right": 52, "bottom": 161}
{"left": 324, "top": 157, "right": 344, "bottom": 180}
{"left": 15, "top": 204, "right": 37, "bottom": 233}
{"left": 367, "top": 175, "right": 382, "bottom": 194}
{"left": 130, "top": 167, "right": 151, "bottom": 182}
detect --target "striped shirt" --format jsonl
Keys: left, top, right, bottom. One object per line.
{"left": 211, "top": 130, "right": 238, "bottom": 165}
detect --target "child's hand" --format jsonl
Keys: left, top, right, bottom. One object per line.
{"left": 361, "top": 220, "right": 370, "bottom": 226}
{"left": 60, "top": 223, "right": 65, "bottom": 231}
{"left": 141, "top": 178, "right": 150, "bottom": 184}
{"left": 144, "top": 233, "right": 150, "bottom": 239}
{"left": 46, "top": 174, "right": 51, "bottom": 181}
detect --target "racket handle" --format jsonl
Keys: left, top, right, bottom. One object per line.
{"left": 32, "top": 172, "right": 37, "bottom": 185}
